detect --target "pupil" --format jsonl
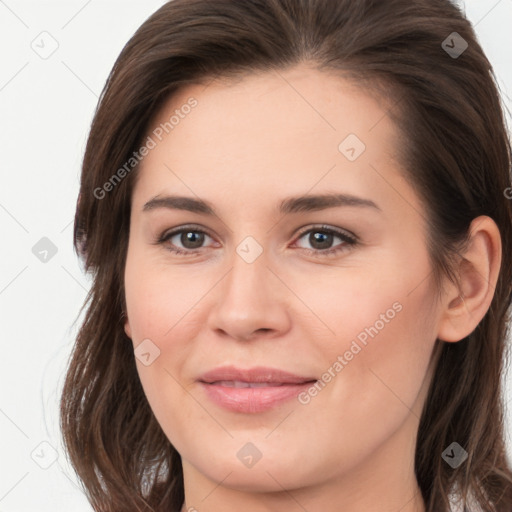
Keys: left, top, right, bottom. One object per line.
{"left": 312, "top": 232, "right": 332, "bottom": 249}
{"left": 183, "top": 231, "right": 204, "bottom": 249}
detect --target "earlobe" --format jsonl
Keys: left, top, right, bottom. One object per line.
{"left": 124, "top": 317, "right": 132, "bottom": 339}
{"left": 437, "top": 216, "right": 502, "bottom": 343}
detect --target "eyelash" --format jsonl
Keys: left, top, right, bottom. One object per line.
{"left": 154, "top": 224, "right": 358, "bottom": 258}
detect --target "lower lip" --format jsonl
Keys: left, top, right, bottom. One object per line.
{"left": 199, "top": 381, "right": 316, "bottom": 413}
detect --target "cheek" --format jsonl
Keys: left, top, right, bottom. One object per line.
{"left": 296, "top": 266, "right": 435, "bottom": 373}
{"left": 123, "top": 251, "right": 207, "bottom": 421}
{"left": 124, "top": 249, "right": 202, "bottom": 343}
{"left": 291, "top": 286, "right": 437, "bottom": 482}
{"left": 302, "top": 252, "right": 438, "bottom": 412}
{"left": 314, "top": 279, "right": 437, "bottom": 433}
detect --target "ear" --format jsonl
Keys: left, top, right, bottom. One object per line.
{"left": 437, "top": 215, "right": 502, "bottom": 343}
{"left": 124, "top": 315, "right": 132, "bottom": 339}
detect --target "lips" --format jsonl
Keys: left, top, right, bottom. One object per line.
{"left": 199, "top": 366, "right": 316, "bottom": 385}
{"left": 211, "top": 380, "right": 287, "bottom": 388}
{"left": 198, "top": 366, "right": 317, "bottom": 413}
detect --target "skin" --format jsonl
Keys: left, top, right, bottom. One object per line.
{"left": 123, "top": 63, "right": 501, "bottom": 512}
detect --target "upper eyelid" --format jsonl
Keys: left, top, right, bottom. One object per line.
{"left": 161, "top": 224, "right": 215, "bottom": 240}
{"left": 294, "top": 224, "right": 356, "bottom": 240}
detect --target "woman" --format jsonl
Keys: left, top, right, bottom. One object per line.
{"left": 60, "top": 0, "right": 512, "bottom": 511}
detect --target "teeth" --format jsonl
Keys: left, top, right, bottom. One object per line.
{"left": 214, "top": 380, "right": 284, "bottom": 388}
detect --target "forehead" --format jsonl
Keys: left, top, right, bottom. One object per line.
{"left": 151, "top": 64, "right": 396, "bottom": 138}
{"left": 131, "top": 64, "right": 411, "bottom": 215}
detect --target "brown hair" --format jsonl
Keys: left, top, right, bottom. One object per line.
{"left": 60, "top": 0, "right": 512, "bottom": 510}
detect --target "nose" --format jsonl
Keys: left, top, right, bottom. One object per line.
{"left": 206, "top": 247, "right": 291, "bottom": 342}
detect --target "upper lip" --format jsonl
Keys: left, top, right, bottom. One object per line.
{"left": 198, "top": 366, "right": 317, "bottom": 385}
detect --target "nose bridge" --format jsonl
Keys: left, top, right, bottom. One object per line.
{"left": 206, "top": 235, "right": 291, "bottom": 340}
{"left": 224, "top": 237, "right": 273, "bottom": 306}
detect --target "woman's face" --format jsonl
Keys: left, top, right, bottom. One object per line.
{"left": 123, "top": 64, "right": 443, "bottom": 506}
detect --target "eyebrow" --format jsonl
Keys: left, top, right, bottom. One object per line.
{"left": 142, "top": 193, "right": 381, "bottom": 215}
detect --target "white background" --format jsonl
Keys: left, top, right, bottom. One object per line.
{"left": 0, "top": 1, "right": 511, "bottom": 510}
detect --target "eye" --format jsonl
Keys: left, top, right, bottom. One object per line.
{"left": 154, "top": 224, "right": 358, "bottom": 257}
{"left": 292, "top": 225, "right": 358, "bottom": 257}
{"left": 155, "top": 225, "right": 216, "bottom": 255}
